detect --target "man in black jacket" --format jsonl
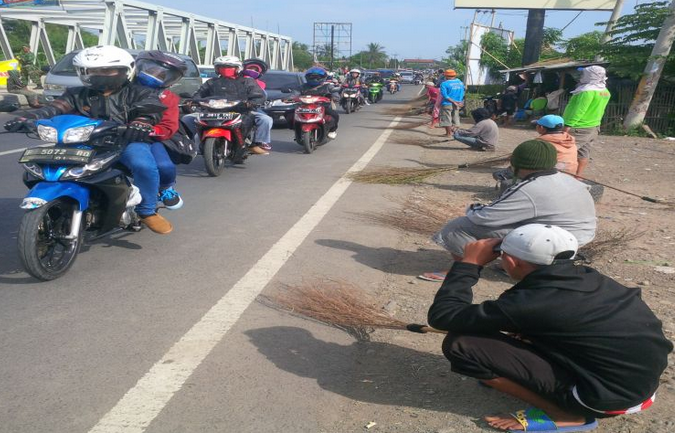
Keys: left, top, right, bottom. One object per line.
{"left": 186, "top": 55, "right": 266, "bottom": 161}
{"left": 4, "top": 45, "right": 171, "bottom": 234}
{"left": 428, "top": 224, "right": 672, "bottom": 432}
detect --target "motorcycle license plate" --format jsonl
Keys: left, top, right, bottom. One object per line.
{"left": 19, "top": 147, "right": 94, "bottom": 164}
{"left": 199, "top": 112, "right": 237, "bottom": 120}
{"left": 296, "top": 107, "right": 321, "bottom": 114}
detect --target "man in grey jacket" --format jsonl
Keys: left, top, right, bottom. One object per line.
{"left": 453, "top": 108, "right": 499, "bottom": 151}
{"left": 419, "top": 140, "right": 596, "bottom": 282}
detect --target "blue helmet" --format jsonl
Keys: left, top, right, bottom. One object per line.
{"left": 305, "top": 67, "right": 327, "bottom": 86}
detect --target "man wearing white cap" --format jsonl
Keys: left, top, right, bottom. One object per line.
{"left": 427, "top": 224, "right": 672, "bottom": 433}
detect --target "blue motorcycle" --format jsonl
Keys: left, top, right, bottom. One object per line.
{"left": 16, "top": 114, "right": 143, "bottom": 280}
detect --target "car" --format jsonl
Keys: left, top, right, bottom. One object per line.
{"left": 260, "top": 70, "right": 306, "bottom": 124}
{"left": 399, "top": 71, "right": 414, "bottom": 84}
{"left": 197, "top": 65, "right": 216, "bottom": 84}
{"left": 42, "top": 49, "right": 202, "bottom": 100}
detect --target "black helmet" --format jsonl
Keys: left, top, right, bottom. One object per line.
{"left": 136, "top": 50, "right": 187, "bottom": 89}
{"left": 242, "top": 58, "right": 269, "bottom": 74}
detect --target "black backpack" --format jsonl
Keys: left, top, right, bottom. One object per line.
{"left": 162, "top": 120, "right": 197, "bottom": 165}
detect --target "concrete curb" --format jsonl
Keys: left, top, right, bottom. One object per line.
{"left": 0, "top": 93, "right": 30, "bottom": 107}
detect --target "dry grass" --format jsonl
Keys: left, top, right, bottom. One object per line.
{"left": 392, "top": 120, "right": 430, "bottom": 130}
{"left": 357, "top": 196, "right": 463, "bottom": 237}
{"left": 349, "top": 154, "right": 512, "bottom": 185}
{"left": 259, "top": 280, "right": 409, "bottom": 340}
{"left": 389, "top": 136, "right": 450, "bottom": 147}
{"left": 579, "top": 227, "right": 646, "bottom": 261}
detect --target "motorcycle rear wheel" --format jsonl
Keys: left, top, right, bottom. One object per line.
{"left": 18, "top": 198, "right": 83, "bottom": 281}
{"left": 203, "top": 137, "right": 226, "bottom": 177}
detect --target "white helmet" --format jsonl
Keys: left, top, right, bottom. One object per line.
{"left": 214, "top": 55, "right": 243, "bottom": 73}
{"left": 349, "top": 68, "right": 361, "bottom": 75}
{"left": 73, "top": 45, "right": 135, "bottom": 92}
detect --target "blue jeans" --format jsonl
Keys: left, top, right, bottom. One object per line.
{"left": 120, "top": 142, "right": 159, "bottom": 217}
{"left": 150, "top": 142, "right": 176, "bottom": 188}
{"left": 253, "top": 109, "right": 273, "bottom": 144}
{"left": 454, "top": 133, "right": 481, "bottom": 149}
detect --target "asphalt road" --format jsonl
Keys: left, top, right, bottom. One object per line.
{"left": 0, "top": 86, "right": 421, "bottom": 432}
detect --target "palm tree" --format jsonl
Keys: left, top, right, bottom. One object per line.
{"left": 365, "top": 42, "right": 387, "bottom": 68}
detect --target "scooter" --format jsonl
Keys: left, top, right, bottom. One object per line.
{"left": 193, "top": 98, "right": 255, "bottom": 177}
{"left": 292, "top": 94, "right": 334, "bottom": 154}
{"left": 15, "top": 114, "right": 150, "bottom": 281}
{"left": 367, "top": 82, "right": 384, "bottom": 104}
{"left": 388, "top": 80, "right": 399, "bottom": 94}
{"left": 340, "top": 85, "right": 361, "bottom": 114}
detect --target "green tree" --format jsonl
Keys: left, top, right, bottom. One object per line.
{"left": 364, "top": 42, "right": 387, "bottom": 68}
{"left": 600, "top": 1, "right": 675, "bottom": 79}
{"left": 3, "top": 19, "right": 97, "bottom": 65}
{"left": 292, "top": 41, "right": 313, "bottom": 71}
{"left": 563, "top": 31, "right": 603, "bottom": 61}
{"left": 443, "top": 40, "right": 467, "bottom": 76}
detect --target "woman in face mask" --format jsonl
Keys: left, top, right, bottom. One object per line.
{"left": 242, "top": 59, "right": 274, "bottom": 153}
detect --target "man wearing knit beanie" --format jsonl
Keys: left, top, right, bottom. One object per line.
{"left": 419, "top": 139, "right": 596, "bottom": 282}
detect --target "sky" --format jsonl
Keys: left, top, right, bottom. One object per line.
{"left": 149, "top": 0, "right": 645, "bottom": 60}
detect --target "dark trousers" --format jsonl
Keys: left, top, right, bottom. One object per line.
{"left": 442, "top": 332, "right": 613, "bottom": 419}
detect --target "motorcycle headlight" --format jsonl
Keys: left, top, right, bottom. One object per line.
{"left": 37, "top": 125, "right": 57, "bottom": 142}
{"left": 22, "top": 163, "right": 44, "bottom": 179}
{"left": 63, "top": 125, "right": 95, "bottom": 143}
{"left": 61, "top": 153, "right": 117, "bottom": 180}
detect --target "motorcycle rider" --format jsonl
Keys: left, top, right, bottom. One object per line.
{"left": 4, "top": 45, "right": 172, "bottom": 234}
{"left": 343, "top": 68, "right": 367, "bottom": 106}
{"left": 185, "top": 55, "right": 266, "bottom": 162}
{"left": 134, "top": 50, "right": 188, "bottom": 211}
{"left": 241, "top": 58, "right": 273, "bottom": 153}
{"left": 294, "top": 67, "right": 340, "bottom": 139}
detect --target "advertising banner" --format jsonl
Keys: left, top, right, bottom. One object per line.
{"left": 0, "top": 0, "right": 59, "bottom": 7}
{"left": 454, "top": 0, "right": 616, "bottom": 11}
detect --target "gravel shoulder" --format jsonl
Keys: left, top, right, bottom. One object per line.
{"left": 311, "top": 111, "right": 675, "bottom": 432}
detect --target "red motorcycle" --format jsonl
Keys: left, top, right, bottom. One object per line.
{"left": 292, "top": 95, "right": 334, "bottom": 154}
{"left": 194, "top": 98, "right": 253, "bottom": 176}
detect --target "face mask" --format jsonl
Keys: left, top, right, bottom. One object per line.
{"left": 243, "top": 69, "right": 261, "bottom": 80}
{"left": 219, "top": 67, "right": 238, "bottom": 79}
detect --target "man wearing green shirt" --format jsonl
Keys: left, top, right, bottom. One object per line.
{"left": 563, "top": 66, "right": 610, "bottom": 177}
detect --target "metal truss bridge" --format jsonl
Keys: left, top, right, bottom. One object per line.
{"left": 0, "top": 0, "right": 294, "bottom": 70}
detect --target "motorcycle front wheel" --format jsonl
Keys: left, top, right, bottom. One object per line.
{"left": 344, "top": 100, "right": 352, "bottom": 114}
{"left": 203, "top": 137, "right": 226, "bottom": 177}
{"left": 18, "top": 198, "right": 83, "bottom": 281}
{"left": 301, "top": 130, "right": 314, "bottom": 154}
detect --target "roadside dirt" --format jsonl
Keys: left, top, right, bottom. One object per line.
{"left": 319, "top": 115, "right": 675, "bottom": 432}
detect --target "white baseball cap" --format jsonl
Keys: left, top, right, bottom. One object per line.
{"left": 501, "top": 224, "right": 579, "bottom": 265}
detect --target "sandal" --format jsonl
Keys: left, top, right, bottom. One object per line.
{"left": 507, "top": 408, "right": 597, "bottom": 432}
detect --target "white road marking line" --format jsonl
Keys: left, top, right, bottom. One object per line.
{"left": 0, "top": 143, "right": 49, "bottom": 157}
{"left": 88, "top": 116, "right": 403, "bottom": 433}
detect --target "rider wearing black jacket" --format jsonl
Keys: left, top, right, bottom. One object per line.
{"left": 20, "top": 84, "right": 164, "bottom": 125}
{"left": 295, "top": 69, "right": 340, "bottom": 137}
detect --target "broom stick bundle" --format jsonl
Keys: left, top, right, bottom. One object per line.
{"left": 349, "top": 154, "right": 512, "bottom": 185}
{"left": 259, "top": 280, "right": 444, "bottom": 340}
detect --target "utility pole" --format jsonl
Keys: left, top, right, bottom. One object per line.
{"left": 490, "top": 9, "right": 496, "bottom": 28}
{"left": 595, "top": 0, "right": 625, "bottom": 61}
{"left": 522, "top": 9, "right": 545, "bottom": 66}
{"left": 329, "top": 24, "right": 335, "bottom": 71}
{"left": 624, "top": 0, "right": 675, "bottom": 129}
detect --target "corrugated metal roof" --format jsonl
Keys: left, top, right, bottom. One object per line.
{"left": 499, "top": 59, "right": 608, "bottom": 74}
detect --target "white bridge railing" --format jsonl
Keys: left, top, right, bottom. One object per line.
{"left": 0, "top": 0, "right": 294, "bottom": 70}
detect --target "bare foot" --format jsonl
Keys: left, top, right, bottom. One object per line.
{"left": 484, "top": 412, "right": 587, "bottom": 431}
